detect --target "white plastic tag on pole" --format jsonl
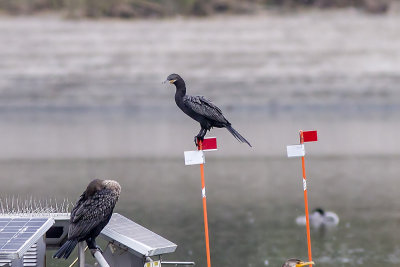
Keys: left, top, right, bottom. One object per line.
{"left": 184, "top": 150, "right": 205, "bottom": 165}
{"left": 286, "top": 144, "right": 305, "bottom": 157}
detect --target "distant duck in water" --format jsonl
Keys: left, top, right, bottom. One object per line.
{"left": 282, "top": 259, "right": 315, "bottom": 267}
{"left": 296, "top": 208, "right": 339, "bottom": 228}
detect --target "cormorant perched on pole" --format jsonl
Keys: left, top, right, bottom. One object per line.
{"left": 164, "top": 73, "right": 251, "bottom": 147}
{"left": 53, "top": 179, "right": 121, "bottom": 259}
{"left": 282, "top": 259, "right": 315, "bottom": 267}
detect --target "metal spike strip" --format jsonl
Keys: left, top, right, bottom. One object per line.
{"left": 0, "top": 196, "right": 72, "bottom": 215}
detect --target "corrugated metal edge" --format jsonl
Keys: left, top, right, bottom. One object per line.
{"left": 101, "top": 226, "right": 152, "bottom": 256}
{"left": 148, "top": 244, "right": 177, "bottom": 256}
{"left": 100, "top": 213, "right": 177, "bottom": 256}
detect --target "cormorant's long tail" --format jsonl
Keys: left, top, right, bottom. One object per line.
{"left": 53, "top": 239, "right": 78, "bottom": 259}
{"left": 226, "top": 125, "right": 252, "bottom": 147}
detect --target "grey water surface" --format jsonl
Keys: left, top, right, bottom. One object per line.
{"left": 1, "top": 157, "right": 399, "bottom": 266}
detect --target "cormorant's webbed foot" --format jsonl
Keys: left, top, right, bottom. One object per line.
{"left": 96, "top": 245, "right": 103, "bottom": 253}
{"left": 194, "top": 135, "right": 204, "bottom": 148}
{"left": 89, "top": 245, "right": 103, "bottom": 257}
{"left": 86, "top": 238, "right": 103, "bottom": 257}
{"left": 195, "top": 128, "right": 207, "bottom": 148}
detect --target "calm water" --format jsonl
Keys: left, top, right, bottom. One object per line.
{"left": 1, "top": 156, "right": 399, "bottom": 266}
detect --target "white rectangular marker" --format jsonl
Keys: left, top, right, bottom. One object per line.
{"left": 184, "top": 150, "right": 205, "bottom": 165}
{"left": 286, "top": 144, "right": 305, "bottom": 157}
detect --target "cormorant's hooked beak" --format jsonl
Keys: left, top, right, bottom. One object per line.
{"left": 296, "top": 261, "right": 315, "bottom": 267}
{"left": 162, "top": 79, "right": 176, "bottom": 84}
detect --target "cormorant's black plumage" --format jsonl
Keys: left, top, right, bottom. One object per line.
{"left": 165, "top": 73, "right": 251, "bottom": 147}
{"left": 53, "top": 179, "right": 121, "bottom": 259}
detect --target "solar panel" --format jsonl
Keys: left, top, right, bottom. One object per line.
{"left": 100, "top": 213, "right": 177, "bottom": 257}
{"left": 0, "top": 217, "right": 54, "bottom": 260}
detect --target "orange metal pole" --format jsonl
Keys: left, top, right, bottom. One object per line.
{"left": 198, "top": 140, "right": 212, "bottom": 267}
{"left": 300, "top": 131, "right": 313, "bottom": 267}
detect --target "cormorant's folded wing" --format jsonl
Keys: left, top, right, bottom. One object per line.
{"left": 68, "top": 189, "right": 118, "bottom": 239}
{"left": 70, "top": 194, "right": 85, "bottom": 223}
{"left": 183, "top": 95, "right": 227, "bottom": 123}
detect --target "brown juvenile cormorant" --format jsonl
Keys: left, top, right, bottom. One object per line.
{"left": 53, "top": 179, "right": 121, "bottom": 259}
{"left": 164, "top": 73, "right": 251, "bottom": 147}
{"left": 282, "top": 259, "right": 315, "bottom": 267}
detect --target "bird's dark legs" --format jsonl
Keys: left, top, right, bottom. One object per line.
{"left": 86, "top": 238, "right": 97, "bottom": 250}
{"left": 194, "top": 128, "right": 207, "bottom": 148}
{"left": 86, "top": 238, "right": 103, "bottom": 256}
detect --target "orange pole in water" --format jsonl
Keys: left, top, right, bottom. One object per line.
{"left": 198, "top": 140, "right": 212, "bottom": 267}
{"left": 299, "top": 131, "right": 313, "bottom": 267}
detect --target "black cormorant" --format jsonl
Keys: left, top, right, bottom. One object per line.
{"left": 282, "top": 259, "right": 315, "bottom": 267}
{"left": 53, "top": 179, "right": 121, "bottom": 259}
{"left": 164, "top": 73, "right": 251, "bottom": 147}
